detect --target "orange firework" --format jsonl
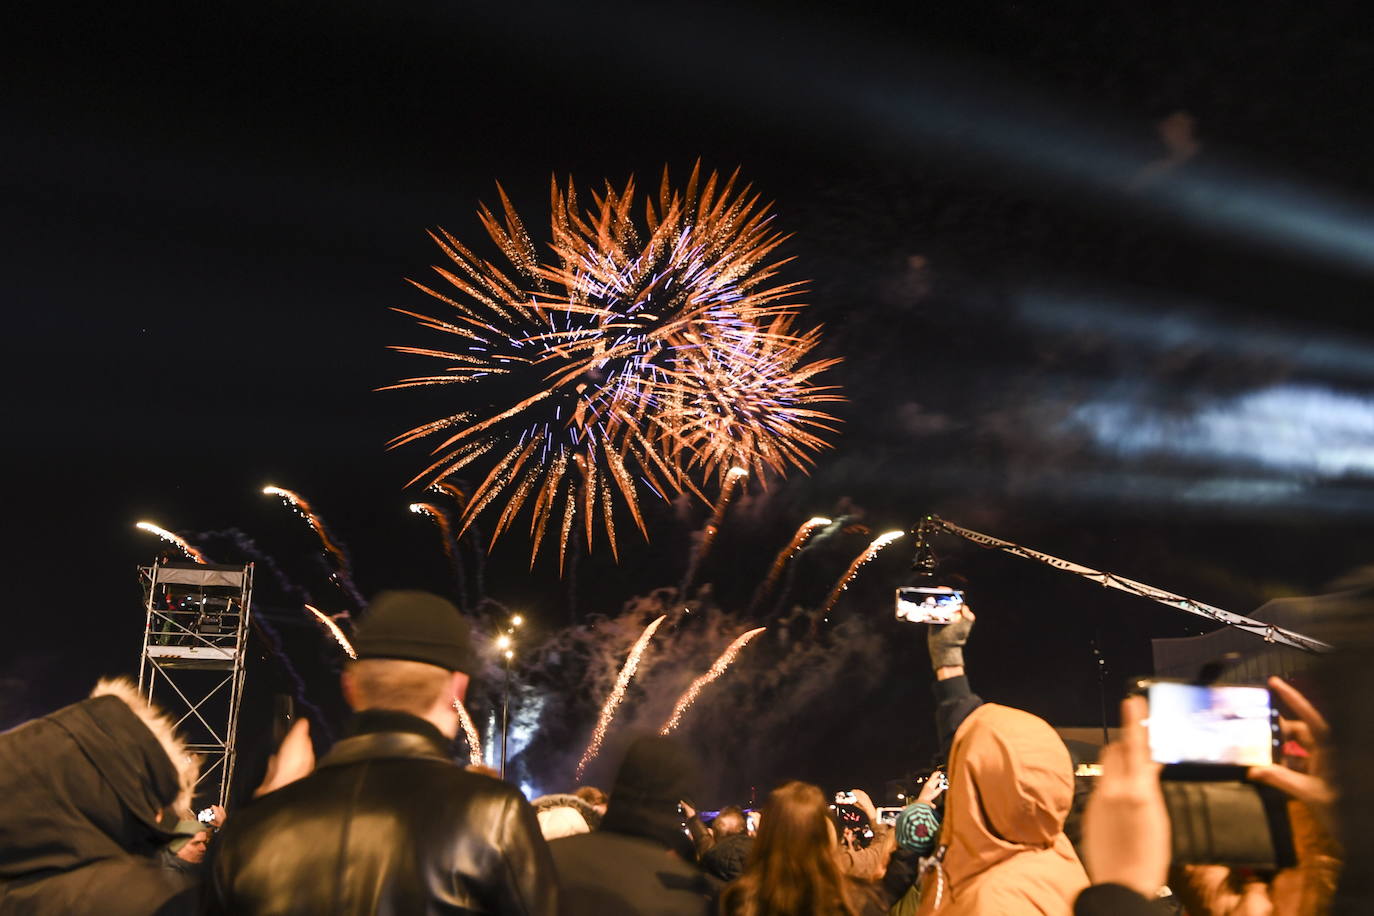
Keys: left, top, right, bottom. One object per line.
{"left": 263, "top": 486, "right": 348, "bottom": 571}
{"left": 135, "top": 521, "right": 209, "bottom": 564}
{"left": 749, "top": 516, "right": 832, "bottom": 613}
{"left": 454, "top": 700, "right": 484, "bottom": 767}
{"left": 815, "top": 530, "right": 906, "bottom": 629}
{"left": 304, "top": 604, "right": 357, "bottom": 659}
{"left": 384, "top": 164, "right": 841, "bottom": 567}
{"left": 678, "top": 466, "right": 748, "bottom": 601}
{"left": 659, "top": 627, "right": 767, "bottom": 734}
{"left": 429, "top": 480, "right": 469, "bottom": 507}
{"left": 575, "top": 614, "right": 667, "bottom": 780}
{"left": 409, "top": 502, "right": 457, "bottom": 564}
{"left": 654, "top": 316, "right": 843, "bottom": 487}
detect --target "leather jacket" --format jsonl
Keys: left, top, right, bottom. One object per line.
{"left": 205, "top": 711, "right": 557, "bottom": 915}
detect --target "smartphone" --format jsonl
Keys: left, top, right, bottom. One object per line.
{"left": 834, "top": 791, "right": 857, "bottom": 805}
{"left": 746, "top": 810, "right": 760, "bottom": 834}
{"left": 1140, "top": 680, "right": 1279, "bottom": 767}
{"left": 196, "top": 807, "right": 216, "bottom": 825}
{"left": 876, "top": 806, "right": 902, "bottom": 826}
{"left": 895, "top": 586, "right": 964, "bottom": 624}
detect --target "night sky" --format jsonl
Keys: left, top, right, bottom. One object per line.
{"left": 6, "top": 1, "right": 1374, "bottom": 802}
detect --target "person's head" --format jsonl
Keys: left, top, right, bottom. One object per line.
{"left": 573, "top": 785, "right": 608, "bottom": 814}
{"left": 173, "top": 828, "right": 210, "bottom": 864}
{"left": 713, "top": 805, "right": 747, "bottom": 837}
{"left": 600, "top": 735, "right": 700, "bottom": 856}
{"left": 342, "top": 591, "right": 476, "bottom": 738}
{"left": 722, "top": 781, "right": 859, "bottom": 916}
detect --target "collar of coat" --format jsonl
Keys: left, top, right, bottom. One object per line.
{"left": 318, "top": 709, "right": 453, "bottom": 769}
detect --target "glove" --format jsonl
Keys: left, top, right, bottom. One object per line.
{"left": 927, "top": 609, "right": 973, "bottom": 670}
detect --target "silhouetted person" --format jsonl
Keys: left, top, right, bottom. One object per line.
{"left": 206, "top": 591, "right": 556, "bottom": 915}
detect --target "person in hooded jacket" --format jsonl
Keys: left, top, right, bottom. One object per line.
{"left": 550, "top": 734, "right": 721, "bottom": 916}
{"left": 914, "top": 605, "right": 1090, "bottom": 916}
{"left": 0, "top": 678, "right": 200, "bottom": 916}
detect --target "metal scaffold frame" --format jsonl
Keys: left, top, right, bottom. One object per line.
{"left": 137, "top": 561, "right": 254, "bottom": 808}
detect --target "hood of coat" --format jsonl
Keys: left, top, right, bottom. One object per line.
{"left": 941, "top": 703, "right": 1076, "bottom": 888}
{"left": 0, "top": 680, "right": 193, "bottom": 881}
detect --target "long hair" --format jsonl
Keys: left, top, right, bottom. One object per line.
{"left": 720, "top": 781, "right": 861, "bottom": 916}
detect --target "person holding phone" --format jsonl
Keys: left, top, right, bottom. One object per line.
{"left": 909, "top": 603, "right": 1089, "bottom": 915}
{"left": 894, "top": 770, "right": 947, "bottom": 858}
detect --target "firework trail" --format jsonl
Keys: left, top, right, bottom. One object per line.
{"left": 430, "top": 480, "right": 486, "bottom": 605}
{"left": 748, "top": 516, "right": 832, "bottom": 615}
{"left": 454, "top": 700, "right": 484, "bottom": 767}
{"left": 135, "top": 521, "right": 209, "bottom": 563}
{"left": 810, "top": 530, "right": 905, "bottom": 636}
{"left": 304, "top": 604, "right": 357, "bottom": 659}
{"left": 660, "top": 627, "right": 767, "bottom": 734}
{"left": 677, "top": 467, "right": 749, "bottom": 606}
{"left": 262, "top": 486, "right": 365, "bottom": 607}
{"left": 384, "top": 164, "right": 842, "bottom": 565}
{"left": 410, "top": 502, "right": 469, "bottom": 610}
{"left": 575, "top": 614, "right": 667, "bottom": 780}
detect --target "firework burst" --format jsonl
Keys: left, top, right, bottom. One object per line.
{"left": 813, "top": 530, "right": 905, "bottom": 634}
{"left": 575, "top": 614, "right": 667, "bottom": 780}
{"left": 660, "top": 626, "right": 767, "bottom": 734}
{"left": 654, "top": 317, "right": 843, "bottom": 486}
{"left": 304, "top": 604, "right": 357, "bottom": 659}
{"left": 385, "top": 164, "right": 841, "bottom": 567}
{"left": 135, "top": 521, "right": 209, "bottom": 563}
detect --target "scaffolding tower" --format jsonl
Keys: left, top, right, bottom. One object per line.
{"left": 138, "top": 561, "right": 254, "bottom": 808}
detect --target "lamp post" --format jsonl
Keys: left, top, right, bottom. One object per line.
{"left": 496, "top": 614, "right": 523, "bottom": 778}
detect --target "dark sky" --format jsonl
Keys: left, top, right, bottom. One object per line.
{"left": 5, "top": 0, "right": 1374, "bottom": 801}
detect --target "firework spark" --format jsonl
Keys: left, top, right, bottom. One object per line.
{"left": 575, "top": 614, "right": 667, "bottom": 780}
{"left": 410, "top": 501, "right": 469, "bottom": 607}
{"left": 813, "top": 530, "right": 906, "bottom": 632}
{"left": 748, "top": 516, "right": 832, "bottom": 614}
{"left": 454, "top": 699, "right": 484, "bottom": 767}
{"left": 263, "top": 486, "right": 364, "bottom": 606}
{"left": 385, "top": 164, "right": 841, "bottom": 566}
{"left": 678, "top": 466, "right": 749, "bottom": 603}
{"left": 135, "top": 521, "right": 209, "bottom": 564}
{"left": 660, "top": 627, "right": 767, "bottom": 734}
{"left": 304, "top": 604, "right": 357, "bottom": 659}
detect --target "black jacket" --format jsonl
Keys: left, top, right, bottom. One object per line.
{"left": 550, "top": 831, "right": 721, "bottom": 916}
{"left": 700, "top": 833, "right": 752, "bottom": 883}
{"left": 0, "top": 693, "right": 195, "bottom": 916}
{"left": 205, "top": 710, "right": 557, "bottom": 916}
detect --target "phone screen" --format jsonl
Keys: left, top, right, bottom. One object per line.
{"left": 1146, "top": 681, "right": 1276, "bottom": 767}
{"left": 895, "top": 587, "right": 964, "bottom": 624}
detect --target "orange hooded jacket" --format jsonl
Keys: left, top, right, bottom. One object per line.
{"left": 917, "top": 703, "right": 1089, "bottom": 915}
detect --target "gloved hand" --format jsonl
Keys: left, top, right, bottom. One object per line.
{"left": 927, "top": 607, "right": 974, "bottom": 670}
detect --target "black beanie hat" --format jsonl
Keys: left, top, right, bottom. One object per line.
{"left": 601, "top": 735, "right": 701, "bottom": 855}
{"left": 352, "top": 590, "right": 477, "bottom": 673}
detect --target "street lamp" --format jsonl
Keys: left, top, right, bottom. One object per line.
{"left": 497, "top": 615, "right": 522, "bottom": 778}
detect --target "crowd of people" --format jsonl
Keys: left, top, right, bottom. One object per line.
{"left": 0, "top": 585, "right": 1366, "bottom": 915}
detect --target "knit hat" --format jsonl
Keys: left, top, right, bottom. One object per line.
{"left": 167, "top": 819, "right": 205, "bottom": 853}
{"left": 601, "top": 735, "right": 701, "bottom": 856}
{"left": 353, "top": 591, "right": 477, "bottom": 673}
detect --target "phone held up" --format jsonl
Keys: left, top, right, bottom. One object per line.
{"left": 1133, "top": 677, "right": 1294, "bottom": 870}
{"left": 895, "top": 586, "right": 964, "bottom": 625}
{"left": 1133, "top": 678, "right": 1280, "bottom": 777}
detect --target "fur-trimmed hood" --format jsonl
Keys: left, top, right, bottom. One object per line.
{"left": 91, "top": 677, "right": 198, "bottom": 818}
{"left": 0, "top": 677, "right": 200, "bottom": 891}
